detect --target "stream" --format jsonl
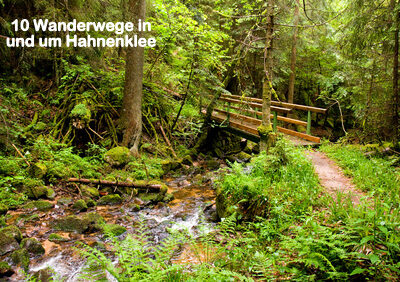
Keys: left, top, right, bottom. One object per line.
{"left": 5, "top": 169, "right": 219, "bottom": 281}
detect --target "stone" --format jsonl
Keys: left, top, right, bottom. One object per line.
{"left": 21, "top": 238, "right": 45, "bottom": 256}
{"left": 163, "top": 193, "right": 174, "bottom": 203}
{"left": 26, "top": 186, "right": 48, "bottom": 199}
{"left": 23, "top": 200, "right": 54, "bottom": 211}
{"left": 85, "top": 198, "right": 97, "bottom": 208}
{"left": 48, "top": 233, "right": 69, "bottom": 243}
{"left": 57, "top": 197, "right": 72, "bottom": 206}
{"left": 98, "top": 194, "right": 122, "bottom": 205}
{"left": 0, "top": 262, "right": 14, "bottom": 277}
{"left": 1, "top": 225, "right": 23, "bottom": 242}
{"left": 52, "top": 212, "right": 104, "bottom": 234}
{"left": 33, "top": 268, "right": 54, "bottom": 282}
{"left": 11, "top": 248, "right": 30, "bottom": 271}
{"left": 161, "top": 160, "right": 182, "bottom": 173}
{"left": 0, "top": 233, "right": 19, "bottom": 255}
{"left": 0, "top": 204, "right": 8, "bottom": 215}
{"left": 72, "top": 199, "right": 88, "bottom": 212}
{"left": 81, "top": 185, "right": 100, "bottom": 198}
{"left": 104, "top": 224, "right": 127, "bottom": 237}
{"left": 45, "top": 187, "right": 56, "bottom": 200}
{"left": 206, "top": 159, "right": 220, "bottom": 170}
{"left": 29, "top": 162, "right": 47, "bottom": 179}
{"left": 226, "top": 152, "right": 252, "bottom": 163}
{"left": 104, "top": 146, "right": 131, "bottom": 167}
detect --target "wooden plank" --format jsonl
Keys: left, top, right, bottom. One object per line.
{"left": 214, "top": 108, "right": 260, "bottom": 125}
{"left": 209, "top": 111, "right": 259, "bottom": 135}
{"left": 226, "top": 105, "right": 308, "bottom": 126}
{"left": 220, "top": 94, "right": 326, "bottom": 114}
{"left": 276, "top": 127, "right": 321, "bottom": 143}
{"left": 219, "top": 97, "right": 292, "bottom": 114}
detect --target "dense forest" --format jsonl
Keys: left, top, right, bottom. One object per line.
{"left": 1, "top": 0, "right": 400, "bottom": 281}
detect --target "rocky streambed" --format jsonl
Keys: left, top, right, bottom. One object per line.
{"left": 0, "top": 164, "right": 220, "bottom": 281}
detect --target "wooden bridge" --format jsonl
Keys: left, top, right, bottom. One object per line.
{"left": 204, "top": 94, "right": 327, "bottom": 145}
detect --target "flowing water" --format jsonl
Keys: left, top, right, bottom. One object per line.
{"left": 4, "top": 170, "right": 218, "bottom": 281}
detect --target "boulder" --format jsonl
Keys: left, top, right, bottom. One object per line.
{"left": 81, "top": 185, "right": 100, "bottom": 198}
{"left": 52, "top": 212, "right": 104, "bottom": 234}
{"left": 72, "top": 199, "right": 88, "bottom": 212}
{"left": 104, "top": 146, "right": 131, "bottom": 167}
{"left": 21, "top": 238, "right": 45, "bottom": 256}
{"left": 98, "top": 194, "right": 122, "bottom": 205}
{"left": 23, "top": 200, "right": 54, "bottom": 211}
{"left": 0, "top": 233, "right": 19, "bottom": 255}
{"left": 11, "top": 248, "right": 30, "bottom": 271}
{"left": 29, "top": 162, "right": 47, "bottom": 179}
{"left": 1, "top": 225, "right": 23, "bottom": 242}
{"left": 161, "top": 160, "right": 182, "bottom": 173}
{"left": 26, "top": 186, "right": 48, "bottom": 199}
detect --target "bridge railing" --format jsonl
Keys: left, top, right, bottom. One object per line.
{"left": 213, "top": 94, "right": 327, "bottom": 143}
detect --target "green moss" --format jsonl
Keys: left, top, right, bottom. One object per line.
{"left": 0, "top": 157, "right": 20, "bottom": 176}
{"left": 0, "top": 204, "right": 8, "bottom": 215}
{"left": 81, "top": 185, "right": 100, "bottom": 198}
{"left": 21, "top": 238, "right": 45, "bottom": 255}
{"left": 48, "top": 233, "right": 69, "bottom": 243}
{"left": 11, "top": 248, "right": 30, "bottom": 271}
{"left": 52, "top": 212, "right": 104, "bottom": 234}
{"left": 85, "top": 198, "right": 96, "bottom": 208}
{"left": 70, "top": 103, "right": 91, "bottom": 124}
{"left": 103, "top": 224, "right": 127, "bottom": 237}
{"left": 26, "top": 185, "right": 48, "bottom": 199}
{"left": 45, "top": 187, "right": 56, "bottom": 200}
{"left": 104, "top": 146, "right": 132, "bottom": 167}
{"left": 0, "top": 233, "right": 19, "bottom": 255}
{"left": 161, "top": 160, "right": 182, "bottom": 173}
{"left": 73, "top": 199, "right": 88, "bottom": 212}
{"left": 0, "top": 261, "right": 13, "bottom": 276}
{"left": 98, "top": 194, "right": 122, "bottom": 205}
{"left": 29, "top": 162, "right": 47, "bottom": 179}
{"left": 1, "top": 225, "right": 22, "bottom": 242}
{"left": 206, "top": 159, "right": 220, "bottom": 170}
{"left": 23, "top": 200, "right": 54, "bottom": 211}
{"left": 57, "top": 197, "right": 72, "bottom": 206}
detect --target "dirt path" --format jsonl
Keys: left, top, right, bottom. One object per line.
{"left": 305, "top": 150, "right": 366, "bottom": 205}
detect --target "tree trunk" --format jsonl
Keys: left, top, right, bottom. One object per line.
{"left": 288, "top": 0, "right": 300, "bottom": 106}
{"left": 259, "top": 0, "right": 276, "bottom": 152}
{"left": 121, "top": 0, "right": 146, "bottom": 156}
{"left": 393, "top": 0, "right": 400, "bottom": 139}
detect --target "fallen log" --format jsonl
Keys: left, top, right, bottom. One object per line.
{"left": 67, "top": 178, "right": 162, "bottom": 192}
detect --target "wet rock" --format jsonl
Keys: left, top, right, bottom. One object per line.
{"left": 57, "top": 197, "right": 72, "bottom": 206}
{"left": 29, "top": 162, "right": 47, "bottom": 179}
{"left": 26, "top": 185, "right": 48, "bottom": 199}
{"left": 206, "top": 159, "right": 220, "bottom": 170}
{"left": 73, "top": 199, "right": 88, "bottom": 212}
{"left": 0, "top": 233, "right": 20, "bottom": 255}
{"left": 0, "top": 262, "right": 14, "bottom": 277}
{"left": 161, "top": 160, "right": 182, "bottom": 173}
{"left": 98, "top": 194, "right": 122, "bottom": 205}
{"left": 33, "top": 268, "right": 54, "bottom": 282}
{"left": 48, "top": 233, "right": 69, "bottom": 243}
{"left": 226, "top": 151, "right": 252, "bottom": 163}
{"left": 163, "top": 193, "right": 174, "bottom": 203}
{"left": 81, "top": 185, "right": 100, "bottom": 198}
{"left": 104, "top": 224, "right": 127, "bottom": 237}
{"left": 139, "top": 192, "right": 164, "bottom": 204}
{"left": 0, "top": 204, "right": 8, "bottom": 215}
{"left": 1, "top": 225, "right": 23, "bottom": 242}
{"left": 45, "top": 187, "right": 56, "bottom": 200}
{"left": 53, "top": 212, "right": 104, "bottom": 234}
{"left": 21, "top": 238, "right": 45, "bottom": 256}
{"left": 244, "top": 141, "right": 259, "bottom": 154}
{"left": 23, "top": 200, "right": 54, "bottom": 211}
{"left": 104, "top": 146, "right": 132, "bottom": 167}
{"left": 11, "top": 248, "right": 30, "bottom": 271}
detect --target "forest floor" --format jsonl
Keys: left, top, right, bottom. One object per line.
{"left": 306, "top": 150, "right": 366, "bottom": 205}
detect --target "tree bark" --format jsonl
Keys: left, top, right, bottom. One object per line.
{"left": 259, "top": 0, "right": 276, "bottom": 152}
{"left": 392, "top": 0, "right": 400, "bottom": 139}
{"left": 121, "top": 0, "right": 146, "bottom": 156}
{"left": 288, "top": 0, "right": 300, "bottom": 106}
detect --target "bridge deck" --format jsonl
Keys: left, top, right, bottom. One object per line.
{"left": 208, "top": 110, "right": 320, "bottom": 146}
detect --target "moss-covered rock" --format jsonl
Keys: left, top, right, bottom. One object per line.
{"left": 52, "top": 212, "right": 104, "bottom": 234}
{"left": 57, "top": 197, "right": 72, "bottom": 206}
{"left": 45, "top": 187, "right": 56, "bottom": 200}
{"left": 72, "top": 199, "right": 88, "bottom": 212}
{"left": 29, "top": 162, "right": 47, "bottom": 179}
{"left": 103, "top": 224, "right": 127, "bottom": 237}
{"left": 0, "top": 204, "right": 8, "bottom": 215}
{"left": 161, "top": 160, "right": 182, "bottom": 173}
{"left": 138, "top": 192, "right": 164, "bottom": 203}
{"left": 98, "top": 194, "right": 122, "bottom": 205}
{"left": 163, "top": 193, "right": 174, "bottom": 203}
{"left": 26, "top": 185, "right": 48, "bottom": 199}
{"left": 104, "top": 146, "right": 131, "bottom": 167}
{"left": 244, "top": 141, "right": 259, "bottom": 154}
{"left": 1, "top": 225, "right": 23, "bottom": 242}
{"left": 48, "top": 233, "right": 69, "bottom": 243}
{"left": 21, "top": 238, "right": 45, "bottom": 256}
{"left": 81, "top": 185, "right": 100, "bottom": 198}
{"left": 0, "top": 261, "right": 13, "bottom": 277}
{"left": 206, "top": 159, "right": 220, "bottom": 170}
{"left": 11, "top": 248, "right": 30, "bottom": 271}
{"left": 0, "top": 233, "right": 19, "bottom": 255}
{"left": 23, "top": 200, "right": 54, "bottom": 211}
{"left": 226, "top": 152, "right": 252, "bottom": 164}
{"left": 85, "top": 198, "right": 97, "bottom": 208}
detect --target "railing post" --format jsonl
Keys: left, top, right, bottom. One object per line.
{"left": 307, "top": 110, "right": 311, "bottom": 135}
{"left": 227, "top": 102, "right": 231, "bottom": 122}
{"left": 273, "top": 111, "right": 277, "bottom": 132}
